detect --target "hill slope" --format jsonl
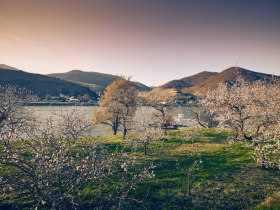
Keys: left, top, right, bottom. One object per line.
{"left": 162, "top": 67, "right": 279, "bottom": 96}
{"left": 49, "top": 70, "right": 150, "bottom": 92}
{"left": 162, "top": 71, "right": 218, "bottom": 91}
{"left": 187, "top": 67, "right": 279, "bottom": 95}
{"left": 0, "top": 64, "right": 20, "bottom": 71}
{"left": 0, "top": 66, "right": 98, "bottom": 98}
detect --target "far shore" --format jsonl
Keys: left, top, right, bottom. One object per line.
{"left": 25, "top": 102, "right": 98, "bottom": 106}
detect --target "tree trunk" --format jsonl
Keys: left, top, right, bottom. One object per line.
{"left": 144, "top": 142, "right": 147, "bottom": 155}
{"left": 195, "top": 111, "right": 207, "bottom": 128}
{"left": 113, "top": 128, "right": 117, "bottom": 135}
{"left": 123, "top": 128, "right": 127, "bottom": 140}
{"left": 164, "top": 128, "right": 167, "bottom": 135}
{"left": 257, "top": 148, "right": 267, "bottom": 169}
{"left": 113, "top": 115, "right": 119, "bottom": 135}
{"left": 234, "top": 127, "right": 239, "bottom": 141}
{"left": 162, "top": 111, "right": 168, "bottom": 135}
{"left": 251, "top": 140, "right": 266, "bottom": 169}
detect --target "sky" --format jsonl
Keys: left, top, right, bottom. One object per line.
{"left": 0, "top": 0, "right": 280, "bottom": 86}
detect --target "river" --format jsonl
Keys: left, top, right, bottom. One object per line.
{"left": 27, "top": 106, "right": 203, "bottom": 136}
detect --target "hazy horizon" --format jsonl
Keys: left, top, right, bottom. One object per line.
{"left": 1, "top": 0, "right": 280, "bottom": 86}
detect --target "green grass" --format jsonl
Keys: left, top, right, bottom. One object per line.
{"left": 1, "top": 128, "right": 279, "bottom": 209}
{"left": 81, "top": 128, "right": 280, "bottom": 209}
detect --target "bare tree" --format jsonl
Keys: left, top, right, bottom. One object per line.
{"left": 1, "top": 113, "right": 154, "bottom": 209}
{"left": 200, "top": 77, "right": 280, "bottom": 168}
{"left": 179, "top": 129, "right": 203, "bottom": 198}
{"left": 0, "top": 86, "right": 33, "bottom": 133}
{"left": 0, "top": 87, "right": 154, "bottom": 209}
{"left": 93, "top": 108, "right": 120, "bottom": 135}
{"left": 52, "top": 107, "right": 93, "bottom": 139}
{"left": 128, "top": 107, "right": 163, "bottom": 155}
{"left": 1, "top": 119, "right": 148, "bottom": 208}
{"left": 138, "top": 88, "right": 177, "bottom": 135}
{"left": 93, "top": 77, "right": 137, "bottom": 139}
{"left": 0, "top": 86, "right": 34, "bottom": 164}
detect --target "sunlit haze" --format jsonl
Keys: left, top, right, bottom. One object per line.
{"left": 0, "top": 0, "right": 280, "bottom": 85}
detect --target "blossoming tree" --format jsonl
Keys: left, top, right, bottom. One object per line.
{"left": 200, "top": 77, "right": 280, "bottom": 169}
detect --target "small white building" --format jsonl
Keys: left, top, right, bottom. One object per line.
{"left": 69, "top": 96, "right": 79, "bottom": 102}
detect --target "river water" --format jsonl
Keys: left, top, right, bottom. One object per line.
{"left": 27, "top": 106, "right": 202, "bottom": 136}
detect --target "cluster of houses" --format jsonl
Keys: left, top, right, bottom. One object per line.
{"left": 42, "top": 93, "right": 96, "bottom": 104}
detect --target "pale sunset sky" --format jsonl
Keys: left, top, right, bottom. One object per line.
{"left": 0, "top": 0, "right": 280, "bottom": 85}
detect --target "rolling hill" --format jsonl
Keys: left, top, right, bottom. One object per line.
{"left": 0, "top": 65, "right": 98, "bottom": 98}
{"left": 48, "top": 70, "right": 150, "bottom": 92}
{"left": 162, "top": 71, "right": 218, "bottom": 91}
{"left": 162, "top": 67, "right": 279, "bottom": 96}
{"left": 0, "top": 64, "right": 21, "bottom": 71}
{"left": 2, "top": 64, "right": 277, "bottom": 100}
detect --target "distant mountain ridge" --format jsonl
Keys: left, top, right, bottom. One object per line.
{"left": 0, "top": 65, "right": 150, "bottom": 98}
{"left": 48, "top": 70, "right": 150, "bottom": 92}
{"left": 0, "top": 65, "right": 97, "bottom": 98}
{"left": 1, "top": 64, "right": 278, "bottom": 99}
{"left": 162, "top": 67, "right": 279, "bottom": 96}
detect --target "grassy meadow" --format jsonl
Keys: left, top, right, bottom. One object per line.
{"left": 1, "top": 128, "right": 279, "bottom": 209}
